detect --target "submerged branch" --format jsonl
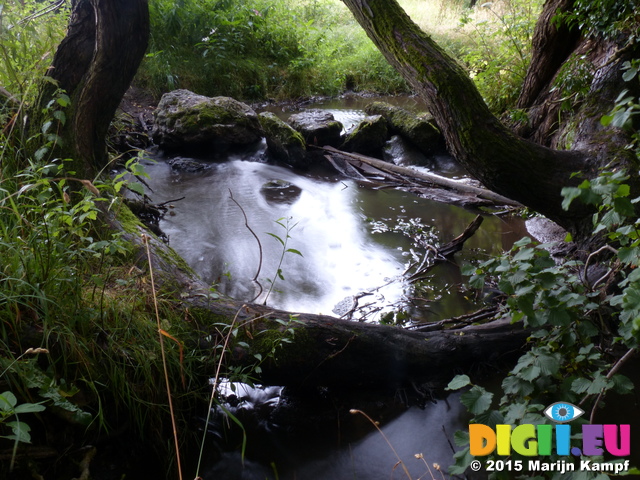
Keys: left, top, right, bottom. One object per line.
{"left": 319, "top": 146, "right": 521, "bottom": 207}
{"left": 229, "top": 189, "right": 264, "bottom": 302}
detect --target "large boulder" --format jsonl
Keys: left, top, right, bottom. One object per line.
{"left": 152, "top": 90, "right": 263, "bottom": 152}
{"left": 340, "top": 115, "right": 388, "bottom": 156}
{"left": 287, "top": 110, "right": 343, "bottom": 148}
{"left": 364, "top": 102, "right": 444, "bottom": 156}
{"left": 258, "top": 112, "right": 307, "bottom": 168}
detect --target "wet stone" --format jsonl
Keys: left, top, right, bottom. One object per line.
{"left": 287, "top": 109, "right": 343, "bottom": 147}
{"left": 260, "top": 179, "right": 302, "bottom": 205}
{"left": 167, "top": 156, "right": 211, "bottom": 173}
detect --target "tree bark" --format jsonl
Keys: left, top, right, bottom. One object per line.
{"left": 516, "top": 0, "right": 580, "bottom": 111}
{"left": 35, "top": 0, "right": 149, "bottom": 178}
{"left": 339, "top": 0, "right": 605, "bottom": 238}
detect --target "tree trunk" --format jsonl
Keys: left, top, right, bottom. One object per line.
{"left": 33, "top": 0, "right": 149, "bottom": 178}
{"left": 516, "top": 0, "right": 580, "bottom": 112}
{"left": 338, "top": 0, "right": 621, "bottom": 238}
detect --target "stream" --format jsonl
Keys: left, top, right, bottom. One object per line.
{"left": 141, "top": 95, "right": 528, "bottom": 478}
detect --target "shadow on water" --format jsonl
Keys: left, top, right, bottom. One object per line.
{"left": 197, "top": 384, "right": 469, "bottom": 480}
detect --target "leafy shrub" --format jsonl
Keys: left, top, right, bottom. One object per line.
{"left": 448, "top": 62, "right": 640, "bottom": 472}
{"left": 0, "top": 1, "right": 68, "bottom": 100}
{"left": 450, "top": 169, "right": 639, "bottom": 476}
{"left": 555, "top": 0, "right": 640, "bottom": 40}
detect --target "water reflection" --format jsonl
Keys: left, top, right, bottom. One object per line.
{"left": 141, "top": 153, "right": 525, "bottom": 322}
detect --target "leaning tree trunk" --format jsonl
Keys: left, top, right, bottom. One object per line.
{"left": 338, "top": 0, "right": 623, "bottom": 239}
{"left": 31, "top": 0, "right": 149, "bottom": 179}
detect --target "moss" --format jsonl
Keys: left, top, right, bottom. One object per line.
{"left": 114, "top": 199, "right": 147, "bottom": 234}
{"left": 259, "top": 112, "right": 306, "bottom": 149}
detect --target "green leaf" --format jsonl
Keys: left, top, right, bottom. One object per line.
{"left": 56, "top": 94, "right": 71, "bottom": 107}
{"left": 445, "top": 374, "right": 471, "bottom": 391}
{"left": 469, "top": 274, "right": 485, "bottom": 289}
{"left": 476, "top": 408, "right": 504, "bottom": 427}
{"left": 618, "top": 247, "right": 640, "bottom": 266}
{"left": 286, "top": 248, "right": 303, "bottom": 257}
{"left": 460, "top": 386, "right": 493, "bottom": 415}
{"left": 513, "top": 247, "right": 535, "bottom": 262}
{"left": 535, "top": 353, "right": 561, "bottom": 376}
{"left": 503, "top": 402, "right": 528, "bottom": 424}
{"left": 13, "top": 402, "right": 46, "bottom": 414}
{"left": 453, "top": 430, "right": 469, "bottom": 447}
{"left": 0, "top": 391, "right": 17, "bottom": 411}
{"left": 611, "top": 374, "right": 634, "bottom": 395}
{"left": 519, "top": 365, "right": 542, "bottom": 382}
{"left": 571, "top": 377, "right": 592, "bottom": 394}
{"left": 461, "top": 264, "right": 477, "bottom": 276}
{"left": 561, "top": 186, "right": 582, "bottom": 210}
{"left": 5, "top": 421, "right": 32, "bottom": 444}
{"left": 266, "top": 232, "right": 285, "bottom": 246}
{"left": 586, "top": 374, "right": 611, "bottom": 394}
{"left": 127, "top": 182, "right": 145, "bottom": 196}
{"left": 449, "top": 448, "right": 473, "bottom": 475}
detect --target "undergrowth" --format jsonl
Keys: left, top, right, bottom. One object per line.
{"left": 138, "top": 0, "right": 408, "bottom": 100}
{"left": 447, "top": 55, "right": 640, "bottom": 478}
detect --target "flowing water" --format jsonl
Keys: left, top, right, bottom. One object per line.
{"left": 142, "top": 153, "right": 524, "bottom": 322}
{"left": 142, "top": 96, "right": 528, "bottom": 478}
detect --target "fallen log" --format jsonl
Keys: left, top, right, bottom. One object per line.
{"left": 320, "top": 145, "right": 521, "bottom": 207}
{"left": 112, "top": 206, "right": 529, "bottom": 391}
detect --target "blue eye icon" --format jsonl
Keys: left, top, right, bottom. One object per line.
{"left": 544, "top": 402, "right": 585, "bottom": 423}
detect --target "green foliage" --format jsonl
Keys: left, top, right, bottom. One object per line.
{"left": 453, "top": 168, "right": 640, "bottom": 477}
{"left": 448, "top": 60, "right": 640, "bottom": 475}
{"left": 554, "top": 0, "right": 640, "bottom": 40}
{"left": 600, "top": 60, "right": 640, "bottom": 167}
{"left": 139, "top": 0, "right": 407, "bottom": 100}
{"left": 0, "top": 1, "right": 68, "bottom": 101}
{"left": 263, "top": 217, "right": 303, "bottom": 305}
{"left": 550, "top": 53, "right": 594, "bottom": 115}
{"left": 455, "top": 0, "right": 543, "bottom": 112}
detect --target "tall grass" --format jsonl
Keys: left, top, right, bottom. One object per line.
{"left": 0, "top": 1, "right": 68, "bottom": 100}
{"left": 138, "top": 0, "right": 408, "bottom": 100}
{"left": 138, "top": 0, "right": 541, "bottom": 111}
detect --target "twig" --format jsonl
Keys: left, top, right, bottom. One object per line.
{"left": 584, "top": 348, "right": 637, "bottom": 424}
{"left": 229, "top": 189, "right": 263, "bottom": 302}
{"left": 408, "top": 306, "right": 499, "bottom": 332}
{"left": 16, "top": 0, "right": 65, "bottom": 26}
{"left": 582, "top": 244, "right": 618, "bottom": 290}
{"left": 156, "top": 196, "right": 185, "bottom": 208}
{"left": 349, "top": 409, "right": 412, "bottom": 479}
{"left": 142, "top": 234, "right": 183, "bottom": 480}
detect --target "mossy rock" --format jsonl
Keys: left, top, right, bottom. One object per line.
{"left": 364, "top": 101, "right": 444, "bottom": 156}
{"left": 287, "top": 109, "right": 343, "bottom": 148}
{"left": 152, "top": 89, "right": 263, "bottom": 152}
{"left": 258, "top": 112, "right": 308, "bottom": 168}
{"left": 340, "top": 115, "right": 388, "bottom": 156}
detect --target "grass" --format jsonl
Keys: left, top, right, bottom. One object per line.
{"left": 135, "top": 0, "right": 541, "bottom": 113}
